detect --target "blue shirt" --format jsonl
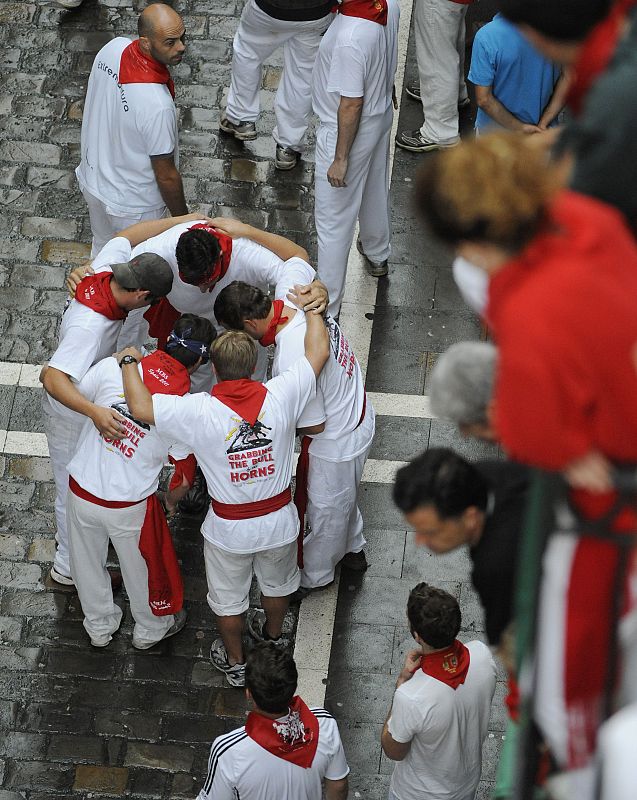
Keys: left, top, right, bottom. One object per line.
{"left": 468, "top": 14, "right": 561, "bottom": 132}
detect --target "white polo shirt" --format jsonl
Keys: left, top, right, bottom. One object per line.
{"left": 76, "top": 37, "right": 178, "bottom": 215}
{"left": 273, "top": 307, "right": 374, "bottom": 461}
{"left": 43, "top": 236, "right": 133, "bottom": 419}
{"left": 152, "top": 357, "right": 316, "bottom": 553}
{"left": 312, "top": 0, "right": 399, "bottom": 126}
{"left": 65, "top": 357, "right": 190, "bottom": 502}
{"left": 387, "top": 641, "right": 497, "bottom": 800}
{"left": 197, "top": 707, "right": 349, "bottom": 800}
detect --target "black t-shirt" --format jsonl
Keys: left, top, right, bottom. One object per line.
{"left": 469, "top": 461, "right": 530, "bottom": 646}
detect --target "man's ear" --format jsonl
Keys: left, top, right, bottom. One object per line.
{"left": 138, "top": 36, "right": 152, "bottom": 57}
{"left": 136, "top": 289, "right": 151, "bottom": 304}
{"left": 244, "top": 318, "right": 258, "bottom": 334}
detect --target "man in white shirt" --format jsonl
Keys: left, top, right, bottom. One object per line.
{"left": 214, "top": 280, "right": 375, "bottom": 599}
{"left": 197, "top": 643, "right": 349, "bottom": 799}
{"left": 382, "top": 583, "right": 497, "bottom": 800}
{"left": 311, "top": 0, "right": 400, "bottom": 316}
{"left": 76, "top": 3, "right": 188, "bottom": 255}
{"left": 119, "top": 312, "right": 329, "bottom": 687}
{"left": 42, "top": 214, "right": 198, "bottom": 587}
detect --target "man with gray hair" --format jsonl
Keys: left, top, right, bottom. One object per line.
{"left": 428, "top": 341, "right": 497, "bottom": 441}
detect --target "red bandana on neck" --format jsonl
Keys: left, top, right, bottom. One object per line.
{"left": 141, "top": 350, "right": 191, "bottom": 396}
{"left": 119, "top": 39, "right": 175, "bottom": 99}
{"left": 335, "top": 0, "right": 387, "bottom": 25}
{"left": 246, "top": 696, "right": 320, "bottom": 769}
{"left": 212, "top": 379, "right": 267, "bottom": 427}
{"left": 75, "top": 272, "right": 126, "bottom": 321}
{"left": 180, "top": 223, "right": 233, "bottom": 287}
{"left": 421, "top": 640, "right": 470, "bottom": 689}
{"left": 259, "top": 300, "right": 289, "bottom": 348}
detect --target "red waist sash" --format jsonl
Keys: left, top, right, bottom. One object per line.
{"left": 211, "top": 487, "right": 292, "bottom": 520}
{"left": 69, "top": 477, "right": 145, "bottom": 508}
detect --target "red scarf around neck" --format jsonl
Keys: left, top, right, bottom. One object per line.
{"left": 181, "top": 223, "right": 233, "bottom": 286}
{"left": 246, "top": 696, "right": 319, "bottom": 769}
{"left": 212, "top": 379, "right": 267, "bottom": 427}
{"left": 336, "top": 0, "right": 388, "bottom": 25}
{"left": 259, "top": 300, "right": 289, "bottom": 348}
{"left": 141, "top": 350, "right": 191, "bottom": 397}
{"left": 119, "top": 39, "right": 175, "bottom": 98}
{"left": 75, "top": 272, "right": 126, "bottom": 321}
{"left": 421, "top": 640, "right": 470, "bottom": 689}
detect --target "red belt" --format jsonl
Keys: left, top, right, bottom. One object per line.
{"left": 69, "top": 477, "right": 145, "bottom": 509}
{"left": 211, "top": 487, "right": 292, "bottom": 520}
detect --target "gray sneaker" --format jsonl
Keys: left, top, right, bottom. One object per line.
{"left": 275, "top": 144, "right": 300, "bottom": 171}
{"left": 132, "top": 609, "right": 187, "bottom": 650}
{"left": 210, "top": 638, "right": 246, "bottom": 687}
{"left": 356, "top": 239, "right": 388, "bottom": 278}
{"left": 219, "top": 117, "right": 257, "bottom": 141}
{"left": 246, "top": 609, "right": 291, "bottom": 649}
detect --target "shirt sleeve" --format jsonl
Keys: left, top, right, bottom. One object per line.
{"left": 323, "top": 719, "right": 351, "bottom": 781}
{"left": 273, "top": 257, "right": 316, "bottom": 302}
{"left": 267, "top": 357, "right": 317, "bottom": 424}
{"left": 48, "top": 325, "right": 104, "bottom": 383}
{"left": 328, "top": 44, "right": 366, "bottom": 97}
{"left": 197, "top": 740, "right": 237, "bottom": 800}
{"left": 138, "top": 104, "right": 177, "bottom": 158}
{"left": 468, "top": 30, "right": 496, "bottom": 87}
{"left": 92, "top": 237, "right": 133, "bottom": 274}
{"left": 296, "top": 385, "right": 327, "bottom": 429}
{"left": 387, "top": 685, "right": 426, "bottom": 744}
{"left": 167, "top": 441, "right": 192, "bottom": 462}
{"left": 152, "top": 393, "right": 203, "bottom": 451}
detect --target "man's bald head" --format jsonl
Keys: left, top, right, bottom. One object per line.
{"left": 138, "top": 3, "right": 186, "bottom": 67}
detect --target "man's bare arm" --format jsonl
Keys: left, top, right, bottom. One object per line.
{"left": 151, "top": 154, "right": 188, "bottom": 217}
{"left": 328, "top": 95, "right": 364, "bottom": 187}
{"left": 303, "top": 311, "right": 329, "bottom": 377}
{"left": 381, "top": 649, "right": 420, "bottom": 761}
{"left": 118, "top": 347, "right": 155, "bottom": 425}
{"left": 209, "top": 217, "right": 309, "bottom": 262}
{"left": 474, "top": 85, "right": 541, "bottom": 134}
{"left": 538, "top": 69, "right": 572, "bottom": 130}
{"left": 324, "top": 776, "right": 348, "bottom": 800}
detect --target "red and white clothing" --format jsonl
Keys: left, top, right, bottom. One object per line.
{"left": 62, "top": 355, "right": 190, "bottom": 646}
{"left": 312, "top": 0, "right": 399, "bottom": 317}
{"left": 387, "top": 640, "right": 496, "bottom": 800}
{"left": 197, "top": 704, "right": 349, "bottom": 800}
{"left": 43, "top": 236, "right": 133, "bottom": 578}
{"left": 272, "top": 304, "right": 375, "bottom": 588}
{"left": 76, "top": 37, "right": 178, "bottom": 255}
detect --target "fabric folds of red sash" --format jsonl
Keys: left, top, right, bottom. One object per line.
{"left": 260, "top": 300, "right": 289, "bottom": 348}
{"left": 421, "top": 639, "right": 470, "bottom": 689}
{"left": 336, "top": 0, "right": 387, "bottom": 25}
{"left": 141, "top": 350, "right": 190, "bottom": 396}
{"left": 212, "top": 379, "right": 267, "bottom": 427}
{"left": 294, "top": 435, "right": 312, "bottom": 568}
{"left": 75, "top": 272, "right": 126, "bottom": 321}
{"left": 181, "top": 223, "right": 233, "bottom": 285}
{"left": 169, "top": 453, "right": 197, "bottom": 492}
{"left": 143, "top": 298, "right": 181, "bottom": 351}
{"left": 119, "top": 39, "right": 175, "bottom": 98}
{"left": 246, "top": 696, "right": 320, "bottom": 768}
{"left": 139, "top": 495, "right": 183, "bottom": 616}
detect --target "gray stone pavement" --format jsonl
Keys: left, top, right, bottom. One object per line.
{"left": 0, "top": 1, "right": 506, "bottom": 798}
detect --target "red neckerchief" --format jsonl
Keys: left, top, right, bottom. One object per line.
{"left": 139, "top": 494, "right": 183, "bottom": 615}
{"left": 212, "top": 379, "right": 267, "bottom": 427}
{"left": 119, "top": 39, "right": 175, "bottom": 99}
{"left": 75, "top": 272, "right": 126, "bottom": 321}
{"left": 180, "top": 223, "right": 233, "bottom": 286}
{"left": 259, "top": 300, "right": 289, "bottom": 348}
{"left": 334, "top": 0, "right": 387, "bottom": 24}
{"left": 141, "top": 350, "right": 191, "bottom": 396}
{"left": 566, "top": 0, "right": 636, "bottom": 116}
{"left": 143, "top": 298, "right": 181, "bottom": 351}
{"left": 246, "top": 696, "right": 320, "bottom": 769}
{"left": 421, "top": 640, "right": 470, "bottom": 689}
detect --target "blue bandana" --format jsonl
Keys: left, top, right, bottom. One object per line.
{"left": 166, "top": 328, "right": 210, "bottom": 363}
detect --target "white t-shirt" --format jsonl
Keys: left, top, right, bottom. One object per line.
{"left": 197, "top": 707, "right": 349, "bottom": 800}
{"left": 312, "top": 0, "right": 400, "bottom": 126}
{"left": 598, "top": 704, "right": 637, "bottom": 800}
{"left": 43, "top": 237, "right": 133, "bottom": 419}
{"left": 152, "top": 357, "right": 316, "bottom": 553}
{"left": 64, "top": 357, "right": 190, "bottom": 502}
{"left": 273, "top": 309, "right": 374, "bottom": 461}
{"left": 387, "top": 641, "right": 497, "bottom": 800}
{"left": 75, "top": 37, "right": 178, "bottom": 215}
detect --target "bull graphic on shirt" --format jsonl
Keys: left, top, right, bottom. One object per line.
{"left": 225, "top": 415, "right": 272, "bottom": 454}
{"left": 272, "top": 709, "right": 310, "bottom": 747}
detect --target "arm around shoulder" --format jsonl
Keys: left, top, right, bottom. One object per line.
{"left": 303, "top": 311, "right": 330, "bottom": 377}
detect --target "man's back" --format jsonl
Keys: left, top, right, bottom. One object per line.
{"left": 388, "top": 640, "right": 496, "bottom": 800}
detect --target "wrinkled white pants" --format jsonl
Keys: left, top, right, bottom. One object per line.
{"left": 226, "top": 0, "right": 332, "bottom": 150}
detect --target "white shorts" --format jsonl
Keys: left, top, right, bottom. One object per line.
{"left": 204, "top": 539, "right": 300, "bottom": 616}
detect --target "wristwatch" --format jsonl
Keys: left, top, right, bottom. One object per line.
{"left": 119, "top": 355, "right": 138, "bottom": 368}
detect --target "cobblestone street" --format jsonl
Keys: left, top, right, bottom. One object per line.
{"left": 0, "top": 1, "right": 504, "bottom": 798}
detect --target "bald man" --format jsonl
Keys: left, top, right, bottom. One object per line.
{"left": 76, "top": 4, "right": 188, "bottom": 256}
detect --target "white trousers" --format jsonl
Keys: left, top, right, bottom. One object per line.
{"left": 42, "top": 399, "right": 77, "bottom": 577}
{"left": 81, "top": 186, "right": 167, "bottom": 257}
{"left": 300, "top": 445, "right": 370, "bottom": 589}
{"left": 67, "top": 491, "right": 175, "bottom": 645}
{"left": 414, "top": 0, "right": 468, "bottom": 145}
{"left": 315, "top": 111, "right": 392, "bottom": 317}
{"left": 226, "top": 0, "right": 332, "bottom": 150}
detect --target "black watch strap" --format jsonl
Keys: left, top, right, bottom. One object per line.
{"left": 119, "top": 355, "right": 138, "bottom": 368}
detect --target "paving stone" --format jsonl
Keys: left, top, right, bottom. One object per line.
{"left": 124, "top": 742, "right": 195, "bottom": 772}
{"left": 0, "top": 482, "right": 36, "bottom": 512}
{"left": 326, "top": 671, "right": 394, "bottom": 724}
{"left": 17, "top": 703, "right": 92, "bottom": 735}
{"left": 0, "top": 561, "right": 42, "bottom": 591}
{"left": 94, "top": 709, "right": 161, "bottom": 741}
{"left": 2, "top": 74, "right": 46, "bottom": 94}
{"left": 41, "top": 239, "right": 90, "bottom": 265}
{"left": 0, "top": 286, "right": 35, "bottom": 312}
{"left": 330, "top": 622, "right": 395, "bottom": 676}
{"left": 0, "top": 189, "right": 42, "bottom": 214}
{"left": 47, "top": 734, "right": 104, "bottom": 762}
{"left": 229, "top": 158, "right": 271, "bottom": 184}
{"left": 0, "top": 732, "right": 47, "bottom": 760}
{"left": 22, "top": 217, "right": 77, "bottom": 240}
{"left": 25, "top": 166, "right": 75, "bottom": 189}
{"left": 0, "top": 699, "right": 19, "bottom": 730}
{"left": 11, "top": 263, "right": 67, "bottom": 288}
{"left": 161, "top": 714, "right": 225, "bottom": 744}
{"left": 73, "top": 765, "right": 128, "bottom": 794}
{"left": 171, "top": 772, "right": 202, "bottom": 798}
{"left": 369, "top": 415, "right": 431, "bottom": 463}
{"left": 9, "top": 457, "right": 54, "bottom": 483}
{"left": 125, "top": 654, "right": 191, "bottom": 684}
{"left": 360, "top": 529, "right": 406, "bottom": 579}
{"left": 0, "top": 617, "right": 23, "bottom": 643}
{"left": 3, "top": 760, "right": 74, "bottom": 791}
{"left": 176, "top": 83, "right": 221, "bottom": 109}
{"left": 45, "top": 648, "right": 117, "bottom": 679}
{"left": 0, "top": 535, "right": 27, "bottom": 561}
{"left": 0, "top": 117, "right": 48, "bottom": 142}
{"left": 337, "top": 721, "right": 383, "bottom": 774}
{"left": 0, "top": 165, "right": 23, "bottom": 186}
{"left": 125, "top": 767, "right": 168, "bottom": 796}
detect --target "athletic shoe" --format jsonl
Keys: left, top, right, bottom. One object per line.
{"left": 219, "top": 117, "right": 257, "bottom": 141}
{"left": 132, "top": 609, "right": 187, "bottom": 650}
{"left": 395, "top": 129, "right": 460, "bottom": 153}
{"left": 50, "top": 0, "right": 84, "bottom": 7}
{"left": 356, "top": 239, "right": 388, "bottom": 278}
{"left": 275, "top": 144, "right": 300, "bottom": 171}
{"left": 90, "top": 632, "right": 115, "bottom": 648}
{"left": 49, "top": 566, "right": 75, "bottom": 586}
{"left": 246, "top": 609, "right": 291, "bottom": 649}
{"left": 406, "top": 79, "right": 420, "bottom": 101}
{"left": 340, "top": 550, "right": 369, "bottom": 572}
{"left": 210, "top": 638, "right": 246, "bottom": 687}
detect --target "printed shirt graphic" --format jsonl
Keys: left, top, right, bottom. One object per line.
{"left": 152, "top": 357, "right": 316, "bottom": 553}
{"left": 75, "top": 36, "right": 178, "bottom": 214}
{"left": 64, "top": 358, "right": 190, "bottom": 501}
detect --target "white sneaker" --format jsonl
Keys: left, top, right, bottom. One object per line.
{"left": 132, "top": 609, "right": 187, "bottom": 650}
{"left": 50, "top": 566, "right": 75, "bottom": 586}
{"left": 90, "top": 632, "right": 114, "bottom": 648}
{"left": 210, "top": 638, "right": 246, "bottom": 687}
{"left": 51, "top": 0, "right": 84, "bottom": 8}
